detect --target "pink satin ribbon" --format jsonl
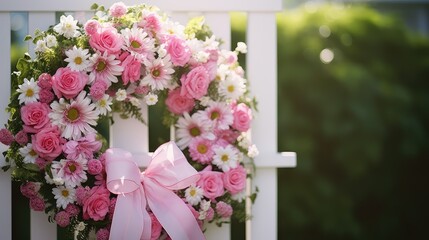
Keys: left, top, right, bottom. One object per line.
{"left": 105, "top": 141, "right": 205, "bottom": 240}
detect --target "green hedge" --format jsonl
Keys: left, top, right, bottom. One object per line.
{"left": 231, "top": 4, "right": 429, "bottom": 239}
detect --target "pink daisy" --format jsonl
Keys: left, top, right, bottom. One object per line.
{"left": 49, "top": 91, "right": 99, "bottom": 140}
{"left": 121, "top": 25, "right": 156, "bottom": 60}
{"left": 176, "top": 112, "right": 214, "bottom": 149}
{"left": 188, "top": 137, "right": 215, "bottom": 164}
{"left": 51, "top": 156, "right": 88, "bottom": 188}
{"left": 88, "top": 51, "right": 124, "bottom": 85}
{"left": 141, "top": 55, "right": 174, "bottom": 90}
{"left": 195, "top": 102, "right": 233, "bottom": 130}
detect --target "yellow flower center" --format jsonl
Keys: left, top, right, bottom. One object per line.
{"left": 29, "top": 149, "right": 37, "bottom": 156}
{"left": 221, "top": 154, "right": 229, "bottom": 162}
{"left": 61, "top": 190, "right": 69, "bottom": 197}
{"left": 189, "top": 189, "right": 196, "bottom": 196}
{"left": 210, "top": 111, "right": 220, "bottom": 120}
{"left": 96, "top": 60, "right": 106, "bottom": 72}
{"left": 99, "top": 99, "right": 106, "bottom": 107}
{"left": 131, "top": 40, "right": 141, "bottom": 48}
{"left": 152, "top": 68, "right": 161, "bottom": 78}
{"left": 66, "top": 107, "right": 80, "bottom": 121}
{"left": 197, "top": 144, "right": 208, "bottom": 154}
{"left": 25, "top": 89, "right": 34, "bottom": 97}
{"left": 227, "top": 85, "right": 235, "bottom": 93}
{"left": 189, "top": 127, "right": 201, "bottom": 137}
{"left": 74, "top": 57, "right": 83, "bottom": 65}
{"left": 68, "top": 164, "right": 76, "bottom": 172}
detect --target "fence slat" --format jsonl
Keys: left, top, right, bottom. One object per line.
{"left": 0, "top": 12, "right": 12, "bottom": 240}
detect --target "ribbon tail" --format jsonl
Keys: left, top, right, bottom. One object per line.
{"left": 110, "top": 187, "right": 148, "bottom": 240}
{"left": 145, "top": 179, "right": 206, "bottom": 240}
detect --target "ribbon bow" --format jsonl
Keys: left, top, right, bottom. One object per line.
{"left": 105, "top": 141, "right": 205, "bottom": 240}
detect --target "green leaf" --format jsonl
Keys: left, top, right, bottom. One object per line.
{"left": 24, "top": 35, "right": 33, "bottom": 41}
{"left": 90, "top": 3, "right": 99, "bottom": 10}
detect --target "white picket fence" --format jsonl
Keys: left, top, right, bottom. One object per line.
{"left": 0, "top": 0, "right": 296, "bottom": 239}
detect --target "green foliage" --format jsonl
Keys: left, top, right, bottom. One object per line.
{"left": 231, "top": 4, "right": 429, "bottom": 239}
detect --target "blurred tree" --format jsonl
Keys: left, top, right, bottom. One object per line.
{"left": 230, "top": 3, "right": 429, "bottom": 239}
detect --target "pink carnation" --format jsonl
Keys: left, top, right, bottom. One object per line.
{"left": 65, "top": 204, "right": 80, "bottom": 217}
{"left": 180, "top": 66, "right": 210, "bottom": 100}
{"left": 96, "top": 228, "right": 110, "bottom": 240}
{"left": 197, "top": 166, "right": 224, "bottom": 200}
{"left": 82, "top": 185, "right": 110, "bottom": 221}
{"left": 52, "top": 67, "right": 88, "bottom": 99}
{"left": 63, "top": 133, "right": 102, "bottom": 160}
{"left": 32, "top": 126, "right": 63, "bottom": 161}
{"left": 165, "top": 88, "right": 195, "bottom": 115}
{"left": 37, "top": 73, "right": 52, "bottom": 89}
{"left": 134, "top": 85, "right": 149, "bottom": 95}
{"left": 206, "top": 207, "right": 215, "bottom": 221}
{"left": 30, "top": 196, "right": 45, "bottom": 211}
{"left": 223, "top": 165, "right": 246, "bottom": 195}
{"left": 87, "top": 159, "right": 103, "bottom": 175}
{"left": 15, "top": 130, "right": 29, "bottom": 145}
{"left": 38, "top": 89, "right": 55, "bottom": 103}
{"left": 150, "top": 212, "right": 163, "bottom": 240}
{"left": 138, "top": 14, "right": 161, "bottom": 36}
{"left": 109, "top": 2, "right": 127, "bottom": 18}
{"left": 35, "top": 157, "right": 49, "bottom": 170}
{"left": 0, "top": 128, "right": 14, "bottom": 145}
{"left": 165, "top": 36, "right": 191, "bottom": 67}
{"left": 90, "top": 80, "right": 108, "bottom": 101}
{"left": 20, "top": 102, "right": 51, "bottom": 133}
{"left": 89, "top": 27, "right": 123, "bottom": 55}
{"left": 55, "top": 211, "right": 70, "bottom": 228}
{"left": 216, "top": 201, "right": 233, "bottom": 218}
{"left": 84, "top": 20, "right": 100, "bottom": 36}
{"left": 20, "top": 182, "right": 40, "bottom": 198}
{"left": 76, "top": 186, "right": 91, "bottom": 205}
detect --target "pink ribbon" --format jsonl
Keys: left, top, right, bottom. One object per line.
{"left": 105, "top": 141, "right": 205, "bottom": 240}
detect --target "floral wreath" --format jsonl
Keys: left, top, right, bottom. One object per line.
{"left": 0, "top": 2, "right": 258, "bottom": 239}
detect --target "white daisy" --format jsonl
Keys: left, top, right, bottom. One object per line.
{"left": 35, "top": 39, "right": 48, "bottom": 53}
{"left": 212, "top": 144, "right": 239, "bottom": 172}
{"left": 218, "top": 74, "right": 246, "bottom": 101}
{"left": 95, "top": 94, "right": 112, "bottom": 115}
{"left": 17, "top": 78, "right": 40, "bottom": 104}
{"left": 185, "top": 185, "right": 204, "bottom": 206}
{"left": 64, "top": 46, "right": 90, "bottom": 71}
{"left": 51, "top": 156, "right": 88, "bottom": 188}
{"left": 53, "top": 15, "right": 79, "bottom": 39}
{"left": 45, "top": 35, "right": 58, "bottom": 48}
{"left": 141, "top": 55, "right": 174, "bottom": 91}
{"left": 121, "top": 25, "right": 155, "bottom": 60}
{"left": 235, "top": 42, "right": 248, "bottom": 54}
{"left": 49, "top": 91, "right": 99, "bottom": 140}
{"left": 176, "top": 112, "right": 214, "bottom": 149}
{"left": 115, "top": 89, "right": 127, "bottom": 101}
{"left": 52, "top": 185, "right": 76, "bottom": 209}
{"left": 144, "top": 93, "right": 158, "bottom": 105}
{"left": 19, "top": 143, "right": 38, "bottom": 164}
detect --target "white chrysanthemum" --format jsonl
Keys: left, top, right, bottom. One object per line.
{"left": 75, "top": 222, "right": 86, "bottom": 232}
{"left": 45, "top": 35, "right": 58, "bottom": 48}
{"left": 212, "top": 144, "right": 239, "bottom": 172}
{"left": 64, "top": 46, "right": 90, "bottom": 71}
{"left": 51, "top": 157, "right": 88, "bottom": 188}
{"left": 162, "top": 20, "right": 186, "bottom": 38}
{"left": 53, "top": 15, "right": 79, "bottom": 39}
{"left": 237, "top": 132, "right": 251, "bottom": 149}
{"left": 17, "top": 78, "right": 40, "bottom": 104}
{"left": 95, "top": 94, "right": 112, "bottom": 115}
{"left": 231, "top": 189, "right": 246, "bottom": 203}
{"left": 129, "top": 97, "right": 141, "bottom": 107}
{"left": 198, "top": 200, "right": 212, "bottom": 220}
{"left": 121, "top": 25, "right": 156, "bottom": 59}
{"left": 19, "top": 143, "right": 38, "bottom": 164}
{"left": 52, "top": 185, "right": 76, "bottom": 209}
{"left": 204, "top": 35, "right": 220, "bottom": 50}
{"left": 35, "top": 39, "right": 48, "bottom": 53}
{"left": 196, "top": 51, "right": 210, "bottom": 63}
{"left": 115, "top": 89, "right": 127, "bottom": 101}
{"left": 176, "top": 113, "right": 215, "bottom": 149}
{"left": 141, "top": 55, "right": 175, "bottom": 91}
{"left": 49, "top": 91, "right": 99, "bottom": 140}
{"left": 144, "top": 93, "right": 158, "bottom": 105}
{"left": 185, "top": 185, "right": 204, "bottom": 206}
{"left": 218, "top": 75, "right": 246, "bottom": 101}
{"left": 235, "top": 42, "right": 248, "bottom": 53}
{"left": 247, "top": 144, "right": 259, "bottom": 158}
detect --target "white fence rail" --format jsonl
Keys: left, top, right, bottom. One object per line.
{"left": 0, "top": 0, "right": 296, "bottom": 239}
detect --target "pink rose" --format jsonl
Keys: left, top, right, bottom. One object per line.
{"left": 223, "top": 165, "right": 246, "bottom": 194}
{"left": 109, "top": 2, "right": 127, "bottom": 18}
{"left": 32, "top": 126, "right": 63, "bottom": 161}
{"left": 215, "top": 201, "right": 233, "bottom": 218}
{"left": 87, "top": 159, "right": 103, "bottom": 175}
{"left": 138, "top": 14, "right": 161, "bottom": 36}
{"left": 0, "top": 128, "right": 14, "bottom": 145}
{"left": 20, "top": 102, "right": 51, "bottom": 133}
{"left": 165, "top": 88, "right": 195, "bottom": 115}
{"left": 52, "top": 67, "right": 88, "bottom": 99}
{"left": 165, "top": 36, "right": 191, "bottom": 67}
{"left": 82, "top": 185, "right": 110, "bottom": 221}
{"left": 120, "top": 53, "right": 142, "bottom": 85}
{"left": 150, "top": 213, "right": 163, "bottom": 240}
{"left": 180, "top": 66, "right": 210, "bottom": 99}
{"left": 232, "top": 103, "right": 252, "bottom": 132}
{"left": 197, "top": 166, "right": 224, "bottom": 200}
{"left": 89, "top": 27, "right": 123, "bottom": 55}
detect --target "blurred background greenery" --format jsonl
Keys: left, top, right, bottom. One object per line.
{"left": 9, "top": 1, "right": 429, "bottom": 239}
